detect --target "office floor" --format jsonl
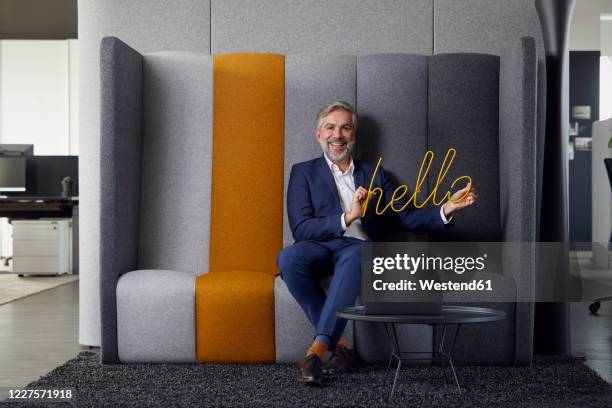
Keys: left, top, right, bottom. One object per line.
{"left": 571, "top": 301, "right": 612, "bottom": 383}
{"left": 0, "top": 281, "right": 84, "bottom": 393}
{"left": 0, "top": 281, "right": 610, "bottom": 397}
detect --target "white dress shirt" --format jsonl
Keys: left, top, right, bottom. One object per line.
{"left": 323, "top": 155, "right": 451, "bottom": 241}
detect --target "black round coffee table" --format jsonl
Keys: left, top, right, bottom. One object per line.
{"left": 337, "top": 305, "right": 506, "bottom": 398}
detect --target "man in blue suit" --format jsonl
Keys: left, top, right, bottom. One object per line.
{"left": 276, "top": 101, "right": 477, "bottom": 385}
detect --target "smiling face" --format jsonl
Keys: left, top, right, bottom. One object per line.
{"left": 315, "top": 109, "right": 356, "bottom": 163}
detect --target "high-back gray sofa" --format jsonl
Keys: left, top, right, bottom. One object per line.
{"left": 99, "top": 36, "right": 537, "bottom": 365}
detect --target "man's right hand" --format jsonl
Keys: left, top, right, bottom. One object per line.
{"left": 344, "top": 187, "right": 369, "bottom": 226}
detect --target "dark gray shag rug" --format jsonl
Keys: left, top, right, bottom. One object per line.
{"left": 1, "top": 352, "right": 611, "bottom": 407}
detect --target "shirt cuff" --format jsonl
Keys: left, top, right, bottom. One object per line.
{"left": 440, "top": 206, "right": 452, "bottom": 224}
{"left": 340, "top": 213, "right": 348, "bottom": 231}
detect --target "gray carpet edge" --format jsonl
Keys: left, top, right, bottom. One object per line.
{"left": 1, "top": 351, "right": 611, "bottom": 407}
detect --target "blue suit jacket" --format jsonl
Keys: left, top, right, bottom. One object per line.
{"left": 287, "top": 156, "right": 448, "bottom": 242}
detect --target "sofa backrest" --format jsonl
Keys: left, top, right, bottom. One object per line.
{"left": 137, "top": 52, "right": 213, "bottom": 275}
{"left": 283, "top": 53, "right": 502, "bottom": 244}
{"left": 134, "top": 51, "right": 502, "bottom": 276}
{"left": 427, "top": 53, "right": 501, "bottom": 242}
{"left": 356, "top": 54, "right": 429, "bottom": 243}
{"left": 208, "top": 54, "right": 285, "bottom": 275}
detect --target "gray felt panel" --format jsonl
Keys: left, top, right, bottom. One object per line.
{"left": 117, "top": 270, "right": 196, "bottom": 363}
{"left": 433, "top": 0, "right": 546, "bottom": 241}
{"left": 433, "top": 0, "right": 545, "bottom": 57}
{"left": 505, "top": 244, "right": 535, "bottom": 365}
{"left": 274, "top": 276, "right": 354, "bottom": 363}
{"left": 499, "top": 38, "right": 537, "bottom": 243}
{"left": 283, "top": 55, "right": 357, "bottom": 246}
{"left": 434, "top": 302, "right": 516, "bottom": 366}
{"left": 356, "top": 54, "right": 429, "bottom": 173}
{"left": 439, "top": 273, "right": 516, "bottom": 365}
{"left": 79, "top": 0, "right": 211, "bottom": 348}
{"left": 138, "top": 52, "right": 213, "bottom": 276}
{"left": 211, "top": 0, "right": 433, "bottom": 55}
{"left": 99, "top": 37, "right": 143, "bottom": 364}
{"left": 499, "top": 37, "right": 538, "bottom": 365}
{"left": 356, "top": 54, "right": 430, "bottom": 241}
{"left": 428, "top": 53, "right": 501, "bottom": 242}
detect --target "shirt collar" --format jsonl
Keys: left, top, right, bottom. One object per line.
{"left": 324, "top": 154, "right": 354, "bottom": 176}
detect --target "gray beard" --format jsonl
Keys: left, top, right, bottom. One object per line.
{"left": 320, "top": 141, "right": 353, "bottom": 162}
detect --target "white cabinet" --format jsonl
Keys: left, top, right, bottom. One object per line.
{"left": 12, "top": 220, "right": 70, "bottom": 275}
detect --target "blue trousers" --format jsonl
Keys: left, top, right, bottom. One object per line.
{"left": 276, "top": 237, "right": 362, "bottom": 348}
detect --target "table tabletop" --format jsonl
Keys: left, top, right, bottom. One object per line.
{"left": 337, "top": 305, "right": 506, "bottom": 324}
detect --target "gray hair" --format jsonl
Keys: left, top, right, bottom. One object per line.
{"left": 315, "top": 101, "right": 358, "bottom": 131}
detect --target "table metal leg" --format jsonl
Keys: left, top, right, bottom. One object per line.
{"left": 389, "top": 324, "right": 403, "bottom": 398}
{"left": 436, "top": 324, "right": 462, "bottom": 394}
{"left": 446, "top": 324, "right": 462, "bottom": 394}
{"left": 438, "top": 324, "right": 450, "bottom": 384}
{"left": 390, "top": 354, "right": 402, "bottom": 399}
{"left": 449, "top": 324, "right": 461, "bottom": 356}
{"left": 391, "top": 323, "right": 401, "bottom": 358}
{"left": 381, "top": 322, "right": 463, "bottom": 399}
{"left": 382, "top": 354, "right": 393, "bottom": 386}
{"left": 431, "top": 323, "right": 436, "bottom": 364}
{"left": 381, "top": 323, "right": 394, "bottom": 386}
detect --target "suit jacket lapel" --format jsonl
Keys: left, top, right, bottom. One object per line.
{"left": 317, "top": 156, "right": 341, "bottom": 206}
{"left": 353, "top": 160, "right": 371, "bottom": 225}
{"left": 353, "top": 159, "right": 365, "bottom": 189}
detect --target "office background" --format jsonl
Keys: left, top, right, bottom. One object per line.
{"left": 0, "top": 1, "right": 79, "bottom": 258}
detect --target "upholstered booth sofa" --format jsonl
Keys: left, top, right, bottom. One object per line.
{"left": 99, "top": 36, "right": 537, "bottom": 365}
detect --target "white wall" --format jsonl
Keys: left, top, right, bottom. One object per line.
{"left": 0, "top": 40, "right": 79, "bottom": 155}
{"left": 0, "top": 40, "right": 69, "bottom": 154}
{"left": 570, "top": 0, "right": 612, "bottom": 51}
{"left": 68, "top": 39, "right": 79, "bottom": 156}
{"left": 591, "top": 118, "right": 612, "bottom": 267}
{"left": 602, "top": 19, "right": 612, "bottom": 121}
{"left": 602, "top": 17, "right": 612, "bottom": 56}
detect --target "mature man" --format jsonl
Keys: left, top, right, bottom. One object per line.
{"left": 276, "top": 101, "right": 477, "bottom": 385}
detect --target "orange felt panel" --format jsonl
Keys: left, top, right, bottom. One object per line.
{"left": 209, "top": 53, "right": 285, "bottom": 275}
{"left": 195, "top": 53, "right": 284, "bottom": 362}
{"left": 195, "top": 270, "right": 276, "bottom": 363}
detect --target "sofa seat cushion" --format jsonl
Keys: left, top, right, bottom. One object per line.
{"left": 195, "top": 270, "right": 276, "bottom": 363}
{"left": 116, "top": 269, "right": 196, "bottom": 363}
{"left": 274, "top": 275, "right": 354, "bottom": 363}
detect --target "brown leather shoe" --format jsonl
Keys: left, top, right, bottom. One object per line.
{"left": 322, "top": 344, "right": 356, "bottom": 375}
{"left": 299, "top": 354, "right": 324, "bottom": 386}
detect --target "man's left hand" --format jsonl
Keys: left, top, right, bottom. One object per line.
{"left": 442, "top": 183, "right": 478, "bottom": 218}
